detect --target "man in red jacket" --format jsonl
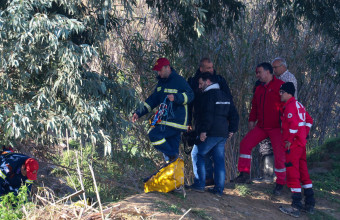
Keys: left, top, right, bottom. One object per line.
{"left": 234, "top": 62, "right": 286, "bottom": 195}
{"left": 278, "top": 82, "right": 315, "bottom": 217}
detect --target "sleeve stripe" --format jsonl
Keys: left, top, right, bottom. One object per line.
{"left": 144, "top": 102, "right": 151, "bottom": 112}
{"left": 182, "top": 93, "right": 188, "bottom": 104}
{"left": 25, "top": 179, "right": 34, "bottom": 184}
{"left": 306, "top": 123, "right": 312, "bottom": 128}
{"left": 0, "top": 170, "right": 6, "bottom": 179}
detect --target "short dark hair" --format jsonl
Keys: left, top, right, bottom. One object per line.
{"left": 199, "top": 72, "right": 215, "bottom": 83}
{"left": 199, "top": 57, "right": 212, "bottom": 68}
{"left": 257, "top": 62, "right": 273, "bottom": 74}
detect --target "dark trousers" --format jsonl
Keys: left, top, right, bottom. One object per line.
{"left": 148, "top": 125, "right": 181, "bottom": 157}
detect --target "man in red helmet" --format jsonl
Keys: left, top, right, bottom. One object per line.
{"left": 0, "top": 152, "right": 39, "bottom": 196}
{"left": 132, "top": 58, "right": 194, "bottom": 162}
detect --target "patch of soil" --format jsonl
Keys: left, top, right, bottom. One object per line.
{"left": 104, "top": 182, "right": 340, "bottom": 220}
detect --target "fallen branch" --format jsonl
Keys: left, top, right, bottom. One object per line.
{"left": 56, "top": 190, "right": 85, "bottom": 204}
{"left": 89, "top": 163, "right": 104, "bottom": 220}
{"left": 76, "top": 152, "right": 87, "bottom": 208}
{"left": 35, "top": 194, "right": 55, "bottom": 206}
{"left": 179, "top": 208, "right": 191, "bottom": 220}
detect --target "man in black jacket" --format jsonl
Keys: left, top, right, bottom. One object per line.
{"left": 190, "top": 73, "right": 239, "bottom": 196}
{"left": 187, "top": 58, "right": 233, "bottom": 185}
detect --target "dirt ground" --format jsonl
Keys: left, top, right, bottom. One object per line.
{"left": 105, "top": 181, "right": 340, "bottom": 220}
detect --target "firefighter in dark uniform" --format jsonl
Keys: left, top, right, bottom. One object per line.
{"left": 0, "top": 152, "right": 39, "bottom": 196}
{"left": 132, "top": 58, "right": 194, "bottom": 161}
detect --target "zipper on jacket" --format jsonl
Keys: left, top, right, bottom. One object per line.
{"left": 262, "top": 88, "right": 267, "bottom": 128}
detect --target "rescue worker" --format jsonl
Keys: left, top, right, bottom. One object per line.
{"left": 233, "top": 62, "right": 286, "bottom": 196}
{"left": 258, "top": 57, "right": 299, "bottom": 183}
{"left": 0, "top": 153, "right": 39, "bottom": 196}
{"left": 187, "top": 57, "right": 233, "bottom": 186}
{"left": 132, "top": 58, "right": 194, "bottom": 161}
{"left": 252, "top": 71, "right": 275, "bottom": 183}
{"left": 190, "top": 73, "right": 239, "bottom": 197}
{"left": 278, "top": 82, "right": 315, "bottom": 217}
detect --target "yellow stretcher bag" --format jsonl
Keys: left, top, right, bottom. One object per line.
{"left": 144, "top": 158, "right": 184, "bottom": 193}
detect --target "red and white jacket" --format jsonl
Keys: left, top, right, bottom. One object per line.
{"left": 281, "top": 97, "right": 313, "bottom": 147}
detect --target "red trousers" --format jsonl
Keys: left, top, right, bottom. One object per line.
{"left": 286, "top": 144, "right": 312, "bottom": 192}
{"left": 238, "top": 127, "right": 286, "bottom": 185}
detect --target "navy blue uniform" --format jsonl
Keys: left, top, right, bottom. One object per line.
{"left": 0, "top": 153, "right": 33, "bottom": 196}
{"left": 136, "top": 68, "right": 194, "bottom": 157}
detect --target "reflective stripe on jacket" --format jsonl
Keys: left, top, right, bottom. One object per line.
{"left": 136, "top": 68, "right": 194, "bottom": 130}
{"left": 281, "top": 97, "right": 313, "bottom": 146}
{"left": 196, "top": 83, "right": 239, "bottom": 137}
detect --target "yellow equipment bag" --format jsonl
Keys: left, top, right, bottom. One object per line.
{"left": 144, "top": 158, "right": 184, "bottom": 193}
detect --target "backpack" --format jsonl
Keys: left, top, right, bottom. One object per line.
{"left": 144, "top": 158, "right": 184, "bottom": 193}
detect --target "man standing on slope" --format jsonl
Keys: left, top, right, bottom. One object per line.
{"left": 278, "top": 82, "right": 315, "bottom": 218}
{"left": 190, "top": 73, "right": 239, "bottom": 197}
{"left": 187, "top": 57, "right": 233, "bottom": 186}
{"left": 233, "top": 62, "right": 286, "bottom": 196}
{"left": 257, "top": 57, "right": 299, "bottom": 183}
{"left": 132, "top": 58, "right": 194, "bottom": 161}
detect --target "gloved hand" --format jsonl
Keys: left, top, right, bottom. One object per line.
{"left": 1, "top": 178, "right": 10, "bottom": 188}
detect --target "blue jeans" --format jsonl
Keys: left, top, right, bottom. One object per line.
{"left": 194, "top": 137, "right": 227, "bottom": 194}
{"left": 191, "top": 145, "right": 214, "bottom": 180}
{"left": 148, "top": 125, "right": 181, "bottom": 157}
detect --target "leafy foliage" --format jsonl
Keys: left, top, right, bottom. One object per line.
{"left": 146, "top": 0, "right": 245, "bottom": 48}
{"left": 0, "top": 0, "right": 136, "bottom": 153}
{"left": 0, "top": 185, "right": 30, "bottom": 220}
{"left": 268, "top": 0, "right": 340, "bottom": 43}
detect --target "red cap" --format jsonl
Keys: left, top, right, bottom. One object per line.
{"left": 152, "top": 58, "right": 170, "bottom": 71}
{"left": 25, "top": 158, "right": 39, "bottom": 180}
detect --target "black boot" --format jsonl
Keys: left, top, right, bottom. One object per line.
{"left": 279, "top": 192, "right": 302, "bottom": 218}
{"left": 292, "top": 192, "right": 303, "bottom": 209}
{"left": 272, "top": 183, "right": 284, "bottom": 196}
{"left": 232, "top": 172, "right": 251, "bottom": 184}
{"left": 302, "top": 188, "right": 315, "bottom": 214}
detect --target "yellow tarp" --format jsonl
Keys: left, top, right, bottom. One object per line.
{"left": 144, "top": 158, "right": 184, "bottom": 193}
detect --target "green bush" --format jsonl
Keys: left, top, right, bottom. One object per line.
{"left": 307, "top": 137, "right": 340, "bottom": 202}
{"left": 52, "top": 140, "right": 158, "bottom": 203}
{"left": 307, "top": 137, "right": 340, "bottom": 163}
{"left": 0, "top": 185, "right": 31, "bottom": 220}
